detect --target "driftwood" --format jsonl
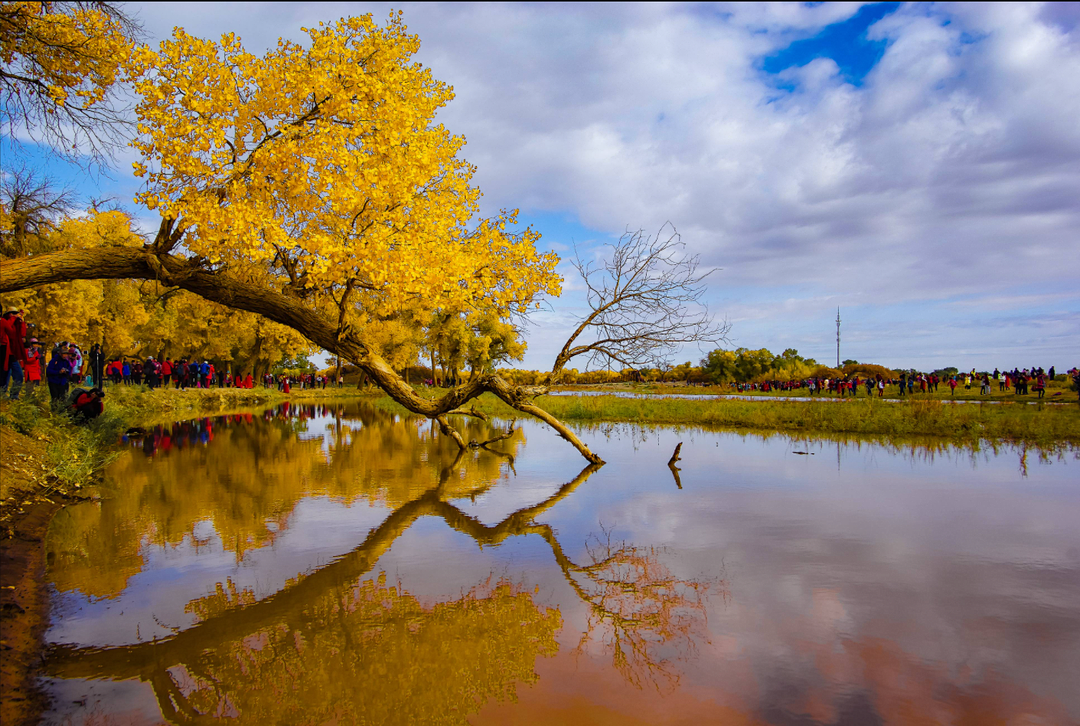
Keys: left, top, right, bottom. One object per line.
{"left": 468, "top": 422, "right": 517, "bottom": 450}
{"left": 668, "top": 442, "right": 683, "bottom": 489}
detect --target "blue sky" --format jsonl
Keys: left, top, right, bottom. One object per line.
{"left": 4, "top": 2, "right": 1078, "bottom": 372}
{"left": 762, "top": 2, "right": 899, "bottom": 85}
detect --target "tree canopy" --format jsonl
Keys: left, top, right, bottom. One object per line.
{"left": 0, "top": 1, "right": 137, "bottom": 158}
{"left": 0, "top": 8, "right": 724, "bottom": 463}
{"left": 126, "top": 14, "right": 560, "bottom": 321}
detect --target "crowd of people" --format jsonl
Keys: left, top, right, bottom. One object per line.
{"left": 0, "top": 308, "right": 105, "bottom": 420}
{"left": 96, "top": 358, "right": 342, "bottom": 392}
{"left": 0, "top": 307, "right": 348, "bottom": 420}
{"left": 731, "top": 366, "right": 1077, "bottom": 400}
{"left": 4, "top": 306, "right": 1079, "bottom": 413}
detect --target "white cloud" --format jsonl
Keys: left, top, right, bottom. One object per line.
{"left": 114, "top": 3, "right": 1080, "bottom": 367}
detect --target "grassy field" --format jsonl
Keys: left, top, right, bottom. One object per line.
{"left": 565, "top": 377, "right": 1078, "bottom": 403}
{"left": 376, "top": 389, "right": 1080, "bottom": 449}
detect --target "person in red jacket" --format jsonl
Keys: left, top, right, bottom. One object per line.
{"left": 0, "top": 308, "right": 28, "bottom": 399}
{"left": 68, "top": 387, "right": 105, "bottom": 423}
{"left": 244, "top": 373, "right": 253, "bottom": 389}
{"left": 23, "top": 338, "right": 43, "bottom": 397}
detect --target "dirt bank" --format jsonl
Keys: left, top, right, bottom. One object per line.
{"left": 1, "top": 424, "right": 78, "bottom": 726}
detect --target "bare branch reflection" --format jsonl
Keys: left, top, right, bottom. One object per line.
{"left": 543, "top": 525, "right": 716, "bottom": 691}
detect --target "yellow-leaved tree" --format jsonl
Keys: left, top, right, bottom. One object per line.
{"left": 2, "top": 11, "right": 726, "bottom": 464}
{"left": 0, "top": 1, "right": 136, "bottom": 158}
{"left": 0, "top": 209, "right": 311, "bottom": 370}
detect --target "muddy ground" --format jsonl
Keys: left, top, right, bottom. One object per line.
{"left": 1, "top": 424, "right": 71, "bottom": 726}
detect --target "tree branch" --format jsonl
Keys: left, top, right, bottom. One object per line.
{"left": 0, "top": 246, "right": 607, "bottom": 463}
{"left": 551, "top": 224, "right": 729, "bottom": 379}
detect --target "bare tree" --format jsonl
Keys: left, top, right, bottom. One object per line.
{"left": 551, "top": 225, "right": 729, "bottom": 380}
{"left": 0, "top": 164, "right": 76, "bottom": 257}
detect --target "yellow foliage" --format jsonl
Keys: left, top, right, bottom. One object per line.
{"left": 168, "top": 575, "right": 560, "bottom": 723}
{"left": 48, "top": 210, "right": 143, "bottom": 250}
{"left": 0, "top": 210, "right": 310, "bottom": 367}
{"left": 126, "top": 14, "right": 561, "bottom": 323}
{"left": 0, "top": 2, "right": 131, "bottom": 111}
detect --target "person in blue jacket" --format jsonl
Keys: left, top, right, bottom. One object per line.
{"left": 46, "top": 348, "right": 72, "bottom": 404}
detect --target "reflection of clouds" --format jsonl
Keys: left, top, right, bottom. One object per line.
{"left": 44, "top": 415, "right": 1080, "bottom": 723}
{"left": 568, "top": 425, "right": 1080, "bottom": 720}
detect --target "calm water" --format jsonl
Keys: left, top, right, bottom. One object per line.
{"left": 40, "top": 402, "right": 1080, "bottom": 725}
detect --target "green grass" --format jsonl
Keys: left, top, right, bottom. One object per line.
{"left": 575, "top": 377, "right": 1077, "bottom": 403}
{"left": 0, "top": 385, "right": 127, "bottom": 492}
{"left": 289, "top": 385, "right": 380, "bottom": 401}
{"left": 373, "top": 390, "right": 1080, "bottom": 449}
{"left": 103, "top": 384, "right": 284, "bottom": 424}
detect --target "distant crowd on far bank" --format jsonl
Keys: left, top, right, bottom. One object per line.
{"left": 4, "top": 307, "right": 1079, "bottom": 411}
{"left": 733, "top": 367, "right": 1077, "bottom": 401}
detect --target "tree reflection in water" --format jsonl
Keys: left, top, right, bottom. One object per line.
{"left": 157, "top": 574, "right": 561, "bottom": 724}
{"left": 46, "top": 403, "right": 523, "bottom": 599}
{"left": 564, "top": 528, "right": 712, "bottom": 691}
{"left": 45, "top": 403, "right": 717, "bottom": 723}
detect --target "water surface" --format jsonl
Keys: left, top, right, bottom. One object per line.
{"left": 41, "top": 402, "right": 1080, "bottom": 724}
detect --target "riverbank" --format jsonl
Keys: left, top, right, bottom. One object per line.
{"left": 0, "top": 387, "right": 124, "bottom": 726}
{"left": 379, "top": 390, "right": 1080, "bottom": 448}
{"left": 0, "top": 383, "right": 370, "bottom": 725}
{"left": 557, "top": 377, "right": 1078, "bottom": 403}
{"left": 3, "top": 383, "right": 1074, "bottom": 723}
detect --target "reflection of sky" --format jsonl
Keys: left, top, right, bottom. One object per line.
{"left": 47, "top": 496, "right": 396, "bottom": 647}
{"left": 44, "top": 411, "right": 1080, "bottom": 723}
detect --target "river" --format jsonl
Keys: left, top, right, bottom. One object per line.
{"left": 39, "top": 401, "right": 1080, "bottom": 724}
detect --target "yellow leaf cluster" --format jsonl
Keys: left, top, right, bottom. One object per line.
{"left": 127, "top": 13, "right": 561, "bottom": 319}
{"left": 0, "top": 2, "right": 131, "bottom": 108}
{"left": 0, "top": 210, "right": 311, "bottom": 367}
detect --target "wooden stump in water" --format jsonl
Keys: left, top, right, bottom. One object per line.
{"left": 668, "top": 442, "right": 683, "bottom": 489}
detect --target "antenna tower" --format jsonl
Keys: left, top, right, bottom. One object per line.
{"left": 836, "top": 307, "right": 841, "bottom": 369}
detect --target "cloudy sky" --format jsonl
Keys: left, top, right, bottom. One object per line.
{"left": 15, "top": 2, "right": 1080, "bottom": 370}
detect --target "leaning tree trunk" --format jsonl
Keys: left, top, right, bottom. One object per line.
{"left": 0, "top": 246, "right": 605, "bottom": 464}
